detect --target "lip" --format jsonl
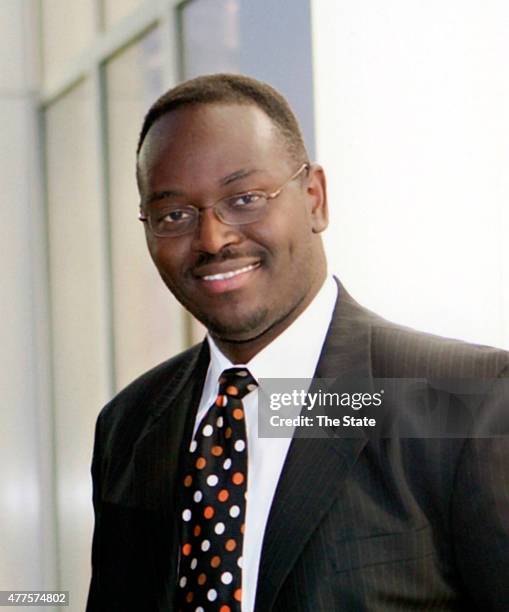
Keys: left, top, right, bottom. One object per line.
{"left": 193, "top": 258, "right": 261, "bottom": 278}
{"left": 193, "top": 261, "right": 262, "bottom": 295}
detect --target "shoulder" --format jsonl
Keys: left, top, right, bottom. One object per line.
{"left": 370, "top": 314, "right": 509, "bottom": 378}
{"left": 97, "top": 341, "right": 207, "bottom": 434}
{"left": 336, "top": 285, "right": 509, "bottom": 378}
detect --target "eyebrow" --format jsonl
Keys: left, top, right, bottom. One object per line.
{"left": 143, "top": 168, "right": 263, "bottom": 206}
{"left": 144, "top": 189, "right": 184, "bottom": 206}
{"left": 219, "top": 168, "right": 261, "bottom": 186}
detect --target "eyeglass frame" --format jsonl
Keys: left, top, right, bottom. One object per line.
{"left": 138, "top": 162, "right": 310, "bottom": 238}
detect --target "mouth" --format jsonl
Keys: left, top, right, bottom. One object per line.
{"left": 202, "top": 263, "right": 259, "bottom": 281}
{"left": 194, "top": 261, "right": 262, "bottom": 294}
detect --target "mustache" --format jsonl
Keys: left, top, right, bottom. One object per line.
{"left": 192, "top": 247, "right": 267, "bottom": 270}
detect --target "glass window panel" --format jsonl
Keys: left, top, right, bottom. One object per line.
{"left": 102, "top": 0, "right": 144, "bottom": 29}
{"left": 41, "top": 0, "right": 95, "bottom": 85}
{"left": 45, "top": 80, "right": 111, "bottom": 609}
{"left": 179, "top": 0, "right": 241, "bottom": 74}
{"left": 105, "top": 27, "right": 187, "bottom": 391}
{"left": 179, "top": 0, "right": 315, "bottom": 157}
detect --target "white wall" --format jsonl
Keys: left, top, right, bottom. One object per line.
{"left": 311, "top": 0, "right": 509, "bottom": 350}
{"left": 0, "top": 0, "right": 58, "bottom": 598}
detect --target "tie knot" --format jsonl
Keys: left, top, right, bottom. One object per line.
{"left": 218, "top": 367, "right": 258, "bottom": 399}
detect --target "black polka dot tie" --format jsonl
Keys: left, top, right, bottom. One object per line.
{"left": 176, "top": 368, "right": 257, "bottom": 611}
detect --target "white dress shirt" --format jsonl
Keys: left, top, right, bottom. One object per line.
{"left": 192, "top": 276, "right": 338, "bottom": 611}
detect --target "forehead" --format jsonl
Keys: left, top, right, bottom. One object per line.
{"left": 137, "top": 103, "right": 291, "bottom": 188}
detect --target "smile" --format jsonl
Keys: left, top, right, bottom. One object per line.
{"left": 195, "top": 261, "right": 262, "bottom": 295}
{"left": 202, "top": 263, "right": 259, "bottom": 282}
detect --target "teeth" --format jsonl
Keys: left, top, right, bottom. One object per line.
{"left": 203, "top": 264, "right": 257, "bottom": 282}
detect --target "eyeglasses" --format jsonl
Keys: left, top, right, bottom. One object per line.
{"left": 138, "top": 163, "right": 309, "bottom": 238}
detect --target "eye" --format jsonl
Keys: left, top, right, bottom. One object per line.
{"left": 227, "top": 192, "right": 264, "bottom": 208}
{"left": 157, "top": 208, "right": 193, "bottom": 224}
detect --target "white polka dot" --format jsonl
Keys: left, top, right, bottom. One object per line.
{"left": 223, "top": 458, "right": 232, "bottom": 470}
{"left": 216, "top": 416, "right": 224, "bottom": 428}
{"left": 234, "top": 440, "right": 245, "bottom": 452}
{"left": 214, "top": 522, "right": 225, "bottom": 535}
{"left": 247, "top": 383, "right": 257, "bottom": 392}
{"left": 222, "top": 395, "right": 228, "bottom": 407}
{"left": 237, "top": 370, "right": 248, "bottom": 376}
{"left": 207, "top": 589, "right": 217, "bottom": 602}
{"left": 237, "top": 556, "right": 243, "bottom": 568}
{"left": 207, "top": 474, "right": 219, "bottom": 486}
{"left": 229, "top": 505, "right": 240, "bottom": 518}
{"left": 202, "top": 424, "right": 213, "bottom": 437}
{"left": 179, "top": 576, "right": 187, "bottom": 588}
{"left": 221, "top": 571, "right": 233, "bottom": 584}
{"left": 201, "top": 539, "right": 210, "bottom": 552}
{"left": 189, "top": 440, "right": 197, "bottom": 452}
{"left": 190, "top": 558, "right": 198, "bottom": 570}
{"left": 193, "top": 490, "right": 203, "bottom": 503}
{"left": 182, "top": 509, "right": 192, "bottom": 521}
{"left": 195, "top": 608, "right": 204, "bottom": 612}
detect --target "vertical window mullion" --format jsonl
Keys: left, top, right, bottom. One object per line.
{"left": 92, "top": 64, "right": 117, "bottom": 396}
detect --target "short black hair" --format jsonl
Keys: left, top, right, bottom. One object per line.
{"left": 136, "top": 73, "right": 309, "bottom": 162}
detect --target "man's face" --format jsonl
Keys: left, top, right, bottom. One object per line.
{"left": 137, "top": 103, "right": 327, "bottom": 344}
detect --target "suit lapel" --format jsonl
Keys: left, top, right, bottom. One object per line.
{"left": 255, "top": 282, "right": 375, "bottom": 611}
{"left": 132, "top": 341, "right": 210, "bottom": 608}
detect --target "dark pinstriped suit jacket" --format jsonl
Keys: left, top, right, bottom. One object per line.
{"left": 87, "top": 282, "right": 509, "bottom": 611}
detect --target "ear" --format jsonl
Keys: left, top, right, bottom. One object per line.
{"left": 305, "top": 163, "right": 329, "bottom": 233}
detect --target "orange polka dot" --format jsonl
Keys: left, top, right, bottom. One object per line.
{"left": 240, "top": 523, "right": 245, "bottom": 534}
{"left": 234, "top": 588, "right": 242, "bottom": 602}
{"left": 196, "top": 457, "right": 207, "bottom": 469}
{"left": 216, "top": 395, "right": 225, "bottom": 406}
{"left": 211, "top": 555, "right": 221, "bottom": 568}
{"left": 226, "top": 385, "right": 239, "bottom": 396}
{"left": 211, "top": 445, "right": 223, "bottom": 456}
{"left": 182, "top": 543, "right": 192, "bottom": 556}
{"left": 232, "top": 408, "right": 244, "bottom": 420}
{"left": 183, "top": 475, "right": 193, "bottom": 487}
{"left": 220, "top": 606, "right": 231, "bottom": 612}
{"left": 193, "top": 525, "right": 201, "bottom": 537}
{"left": 197, "top": 573, "right": 207, "bottom": 585}
{"left": 217, "top": 489, "right": 229, "bottom": 502}
{"left": 204, "top": 506, "right": 215, "bottom": 519}
{"left": 232, "top": 472, "right": 244, "bottom": 485}
{"left": 186, "top": 591, "right": 194, "bottom": 603}
{"left": 225, "top": 427, "right": 233, "bottom": 439}
{"left": 225, "top": 538, "right": 236, "bottom": 552}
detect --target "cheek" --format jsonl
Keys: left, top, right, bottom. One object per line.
{"left": 146, "top": 232, "right": 188, "bottom": 271}
{"left": 259, "top": 216, "right": 311, "bottom": 264}
{"left": 145, "top": 231, "right": 160, "bottom": 262}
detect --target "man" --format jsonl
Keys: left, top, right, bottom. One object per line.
{"left": 87, "top": 74, "right": 509, "bottom": 611}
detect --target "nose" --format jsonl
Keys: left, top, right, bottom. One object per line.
{"left": 191, "top": 207, "right": 242, "bottom": 254}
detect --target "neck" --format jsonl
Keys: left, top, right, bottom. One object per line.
{"left": 211, "top": 269, "right": 327, "bottom": 364}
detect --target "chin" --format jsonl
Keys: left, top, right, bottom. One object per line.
{"left": 198, "top": 306, "right": 270, "bottom": 341}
